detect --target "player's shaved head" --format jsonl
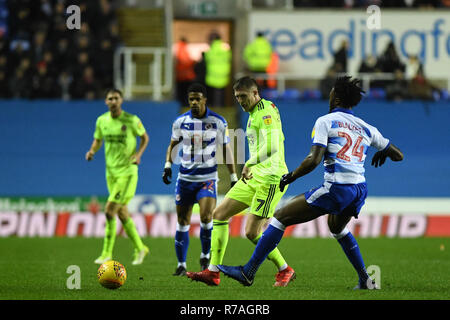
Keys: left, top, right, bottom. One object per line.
{"left": 105, "top": 88, "right": 123, "bottom": 98}
{"left": 233, "top": 76, "right": 261, "bottom": 113}
{"left": 233, "top": 76, "right": 259, "bottom": 92}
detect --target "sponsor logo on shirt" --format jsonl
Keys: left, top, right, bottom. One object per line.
{"left": 263, "top": 115, "right": 272, "bottom": 125}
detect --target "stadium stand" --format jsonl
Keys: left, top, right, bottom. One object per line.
{"left": 1, "top": 0, "right": 119, "bottom": 100}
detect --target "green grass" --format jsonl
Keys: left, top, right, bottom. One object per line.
{"left": 0, "top": 237, "right": 449, "bottom": 300}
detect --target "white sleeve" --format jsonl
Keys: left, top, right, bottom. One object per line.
{"left": 311, "top": 117, "right": 329, "bottom": 147}
{"left": 369, "top": 125, "right": 390, "bottom": 151}
{"left": 171, "top": 119, "right": 181, "bottom": 141}
{"left": 220, "top": 119, "right": 230, "bottom": 145}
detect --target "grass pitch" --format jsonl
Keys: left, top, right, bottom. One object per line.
{"left": 0, "top": 237, "right": 449, "bottom": 300}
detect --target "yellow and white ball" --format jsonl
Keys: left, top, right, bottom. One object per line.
{"left": 97, "top": 260, "right": 127, "bottom": 289}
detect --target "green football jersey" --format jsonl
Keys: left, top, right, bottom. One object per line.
{"left": 94, "top": 110, "right": 146, "bottom": 177}
{"left": 245, "top": 99, "right": 288, "bottom": 183}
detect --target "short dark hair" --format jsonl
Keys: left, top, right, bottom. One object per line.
{"left": 187, "top": 83, "right": 207, "bottom": 97}
{"left": 105, "top": 88, "right": 123, "bottom": 98}
{"left": 233, "top": 76, "right": 259, "bottom": 92}
{"left": 333, "top": 76, "right": 365, "bottom": 108}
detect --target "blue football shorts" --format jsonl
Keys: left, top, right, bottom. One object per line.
{"left": 175, "top": 179, "right": 217, "bottom": 206}
{"left": 304, "top": 181, "right": 368, "bottom": 217}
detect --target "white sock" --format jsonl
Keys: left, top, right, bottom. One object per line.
{"left": 208, "top": 264, "right": 219, "bottom": 272}
{"left": 200, "top": 252, "right": 210, "bottom": 259}
{"left": 278, "top": 263, "right": 288, "bottom": 271}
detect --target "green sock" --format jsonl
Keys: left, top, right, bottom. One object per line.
{"left": 210, "top": 219, "right": 229, "bottom": 266}
{"left": 102, "top": 217, "right": 116, "bottom": 257}
{"left": 123, "top": 218, "right": 144, "bottom": 251}
{"left": 251, "top": 233, "right": 286, "bottom": 270}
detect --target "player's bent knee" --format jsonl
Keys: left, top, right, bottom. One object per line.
{"left": 105, "top": 212, "right": 115, "bottom": 220}
{"left": 212, "top": 207, "right": 227, "bottom": 221}
{"left": 177, "top": 216, "right": 190, "bottom": 225}
{"left": 199, "top": 214, "right": 213, "bottom": 224}
{"left": 273, "top": 210, "right": 290, "bottom": 226}
{"left": 245, "top": 230, "right": 259, "bottom": 241}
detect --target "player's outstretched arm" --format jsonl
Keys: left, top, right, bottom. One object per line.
{"left": 280, "top": 145, "right": 326, "bottom": 191}
{"left": 85, "top": 139, "right": 102, "bottom": 161}
{"left": 371, "top": 143, "right": 403, "bottom": 168}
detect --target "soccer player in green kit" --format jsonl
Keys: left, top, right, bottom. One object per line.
{"left": 187, "top": 77, "right": 295, "bottom": 287}
{"left": 86, "top": 89, "right": 150, "bottom": 265}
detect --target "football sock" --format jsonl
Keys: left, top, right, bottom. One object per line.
{"left": 332, "top": 228, "right": 369, "bottom": 284}
{"left": 102, "top": 216, "right": 116, "bottom": 257}
{"left": 210, "top": 219, "right": 229, "bottom": 267}
{"left": 200, "top": 221, "right": 213, "bottom": 257}
{"left": 123, "top": 218, "right": 144, "bottom": 251}
{"left": 251, "top": 232, "right": 287, "bottom": 271}
{"left": 243, "top": 219, "right": 286, "bottom": 279}
{"left": 175, "top": 223, "right": 190, "bottom": 264}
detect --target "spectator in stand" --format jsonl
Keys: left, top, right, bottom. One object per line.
{"left": 9, "top": 68, "right": 31, "bottom": 99}
{"left": 31, "top": 30, "right": 48, "bottom": 65}
{"left": 96, "top": 0, "right": 116, "bottom": 34}
{"left": 405, "top": 55, "right": 421, "bottom": 80}
{"left": 243, "top": 31, "right": 272, "bottom": 88}
{"left": 31, "top": 63, "right": 58, "bottom": 99}
{"left": 386, "top": 69, "right": 410, "bottom": 101}
{"left": 0, "top": 53, "right": 9, "bottom": 80}
{"left": 378, "top": 41, "right": 405, "bottom": 74}
{"left": 375, "top": 41, "right": 405, "bottom": 89}
{"left": 71, "top": 65, "right": 100, "bottom": 100}
{"left": 174, "top": 37, "right": 196, "bottom": 106}
{"left": 194, "top": 51, "right": 207, "bottom": 87}
{"left": 333, "top": 40, "right": 349, "bottom": 73}
{"left": 53, "top": 38, "right": 71, "bottom": 71}
{"left": 358, "top": 54, "right": 381, "bottom": 89}
{"left": 58, "top": 71, "right": 73, "bottom": 101}
{"left": 408, "top": 65, "right": 441, "bottom": 100}
{"left": 358, "top": 55, "right": 379, "bottom": 74}
{"left": 96, "top": 38, "right": 115, "bottom": 89}
{"left": 0, "top": 69, "right": 9, "bottom": 97}
{"left": 319, "top": 66, "right": 337, "bottom": 100}
{"left": 73, "top": 51, "right": 91, "bottom": 80}
{"left": 2, "top": 0, "right": 121, "bottom": 99}
{"left": 204, "top": 33, "right": 231, "bottom": 107}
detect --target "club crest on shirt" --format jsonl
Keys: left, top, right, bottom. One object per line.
{"left": 263, "top": 115, "right": 272, "bottom": 125}
{"left": 205, "top": 123, "right": 213, "bottom": 130}
{"left": 121, "top": 125, "right": 127, "bottom": 131}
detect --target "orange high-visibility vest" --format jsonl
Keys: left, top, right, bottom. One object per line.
{"left": 266, "top": 52, "right": 279, "bottom": 89}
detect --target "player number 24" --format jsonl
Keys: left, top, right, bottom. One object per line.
{"left": 336, "top": 132, "right": 364, "bottom": 162}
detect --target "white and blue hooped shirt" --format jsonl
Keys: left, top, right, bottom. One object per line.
{"left": 171, "top": 108, "right": 229, "bottom": 182}
{"left": 311, "top": 108, "right": 390, "bottom": 184}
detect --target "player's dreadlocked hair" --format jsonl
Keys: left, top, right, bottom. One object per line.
{"left": 233, "top": 76, "right": 259, "bottom": 92}
{"left": 333, "top": 76, "right": 365, "bottom": 108}
{"left": 188, "top": 83, "right": 207, "bottom": 97}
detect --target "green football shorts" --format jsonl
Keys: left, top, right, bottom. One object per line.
{"left": 106, "top": 174, "right": 138, "bottom": 205}
{"left": 225, "top": 177, "right": 288, "bottom": 218}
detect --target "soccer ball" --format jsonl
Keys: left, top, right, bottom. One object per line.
{"left": 97, "top": 260, "right": 127, "bottom": 289}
